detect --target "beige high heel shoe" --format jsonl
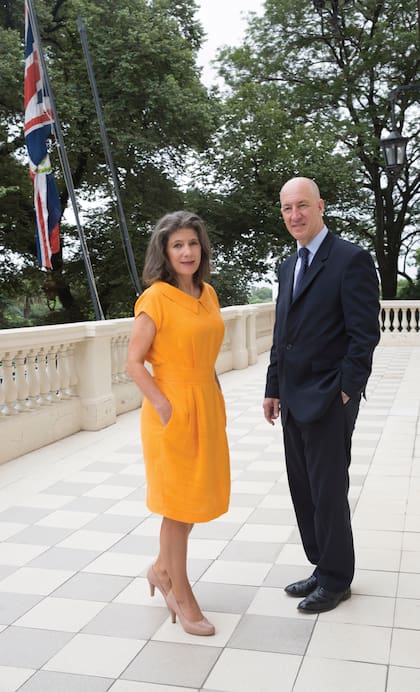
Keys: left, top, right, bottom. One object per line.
{"left": 165, "top": 589, "right": 215, "bottom": 636}
{"left": 146, "top": 565, "right": 168, "bottom": 598}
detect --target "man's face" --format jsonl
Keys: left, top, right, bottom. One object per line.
{"left": 280, "top": 179, "right": 325, "bottom": 247}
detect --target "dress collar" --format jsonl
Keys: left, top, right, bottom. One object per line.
{"left": 155, "top": 281, "right": 213, "bottom": 314}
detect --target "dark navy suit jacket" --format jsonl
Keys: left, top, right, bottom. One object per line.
{"left": 265, "top": 232, "right": 380, "bottom": 424}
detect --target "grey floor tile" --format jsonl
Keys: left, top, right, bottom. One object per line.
{"left": 29, "top": 547, "right": 100, "bottom": 571}
{"left": 115, "top": 443, "right": 140, "bottom": 454}
{"left": 188, "top": 558, "right": 214, "bottom": 581}
{"left": 0, "top": 507, "right": 51, "bottom": 524}
{"left": 228, "top": 614, "right": 314, "bottom": 655}
{"left": 122, "top": 641, "right": 222, "bottom": 688}
{"left": 64, "top": 497, "right": 117, "bottom": 513}
{"left": 0, "top": 592, "right": 43, "bottom": 625}
{"left": 236, "top": 470, "right": 282, "bottom": 482}
{"left": 83, "top": 603, "right": 168, "bottom": 638}
{"left": 53, "top": 572, "right": 133, "bottom": 601}
{"left": 0, "top": 626, "right": 73, "bottom": 667}
{"left": 0, "top": 565, "right": 18, "bottom": 580}
{"left": 44, "top": 482, "right": 94, "bottom": 496}
{"left": 191, "top": 523, "right": 242, "bottom": 540}
{"left": 247, "top": 508, "right": 297, "bottom": 525}
{"left": 220, "top": 540, "right": 282, "bottom": 563}
{"left": 19, "top": 670, "right": 113, "bottom": 691}
{"left": 110, "top": 535, "right": 158, "bottom": 555}
{"left": 288, "top": 527, "right": 302, "bottom": 542}
{"left": 84, "top": 462, "right": 128, "bottom": 473}
{"left": 263, "top": 564, "right": 312, "bottom": 589}
{"left": 125, "top": 487, "right": 147, "bottom": 501}
{"left": 102, "top": 476, "right": 141, "bottom": 487}
{"left": 85, "top": 514, "right": 144, "bottom": 534}
{"left": 193, "top": 582, "right": 258, "bottom": 613}
{"left": 268, "top": 482, "right": 291, "bottom": 496}
{"left": 6, "top": 525, "right": 73, "bottom": 546}
{"left": 229, "top": 493, "right": 265, "bottom": 507}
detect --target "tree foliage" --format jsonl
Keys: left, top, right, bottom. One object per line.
{"left": 202, "top": 0, "right": 420, "bottom": 298}
{"left": 0, "top": 0, "right": 216, "bottom": 323}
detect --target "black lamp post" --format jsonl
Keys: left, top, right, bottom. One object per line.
{"left": 380, "top": 84, "right": 420, "bottom": 180}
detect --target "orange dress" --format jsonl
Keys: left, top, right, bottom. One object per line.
{"left": 134, "top": 281, "right": 230, "bottom": 523}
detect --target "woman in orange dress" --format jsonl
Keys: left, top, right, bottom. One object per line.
{"left": 127, "top": 211, "right": 230, "bottom": 636}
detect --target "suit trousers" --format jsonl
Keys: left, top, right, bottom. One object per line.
{"left": 282, "top": 393, "right": 361, "bottom": 593}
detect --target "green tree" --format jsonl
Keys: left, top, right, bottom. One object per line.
{"left": 0, "top": 0, "right": 216, "bottom": 322}
{"left": 203, "top": 0, "right": 419, "bottom": 298}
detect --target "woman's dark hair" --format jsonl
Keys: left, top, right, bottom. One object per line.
{"left": 142, "top": 211, "right": 211, "bottom": 288}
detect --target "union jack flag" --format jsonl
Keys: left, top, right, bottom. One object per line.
{"left": 24, "top": 0, "right": 60, "bottom": 269}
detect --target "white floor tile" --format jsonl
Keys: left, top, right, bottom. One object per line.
{"left": 318, "top": 594, "right": 395, "bottom": 627}
{"left": 0, "top": 665, "right": 35, "bottom": 691}
{"left": 0, "top": 523, "right": 28, "bottom": 541}
{"left": 234, "top": 523, "right": 294, "bottom": 543}
{"left": 390, "top": 628, "right": 420, "bottom": 667}
{"left": 0, "top": 567, "right": 74, "bottom": 595}
{"left": 293, "top": 656, "right": 387, "bottom": 692}
{"left": 115, "top": 578, "right": 167, "bottom": 607}
{"left": 387, "top": 666, "right": 420, "bottom": 692}
{"left": 58, "top": 530, "right": 124, "bottom": 551}
{"left": 352, "top": 570, "right": 399, "bottom": 597}
{"left": 307, "top": 622, "right": 391, "bottom": 664}
{"left": 187, "top": 539, "right": 228, "bottom": 559}
{"left": 14, "top": 596, "right": 106, "bottom": 632}
{"left": 152, "top": 611, "right": 241, "bottom": 647}
{"left": 247, "top": 587, "right": 317, "bottom": 620}
{"left": 37, "top": 510, "right": 96, "bottom": 529}
{"left": 275, "top": 544, "right": 313, "bottom": 567}
{"left": 0, "top": 543, "right": 48, "bottom": 567}
{"left": 203, "top": 648, "right": 301, "bottom": 692}
{"left": 201, "top": 560, "right": 271, "bottom": 586}
{"left": 110, "top": 682, "right": 198, "bottom": 692}
{"left": 83, "top": 552, "right": 150, "bottom": 577}
{"left": 84, "top": 485, "right": 134, "bottom": 499}
{"left": 105, "top": 500, "right": 149, "bottom": 517}
{"left": 44, "top": 633, "right": 146, "bottom": 678}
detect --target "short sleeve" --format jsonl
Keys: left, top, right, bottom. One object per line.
{"left": 133, "top": 285, "right": 163, "bottom": 331}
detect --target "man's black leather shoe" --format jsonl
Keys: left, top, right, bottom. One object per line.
{"left": 297, "top": 586, "right": 351, "bottom": 613}
{"left": 284, "top": 575, "right": 317, "bottom": 598}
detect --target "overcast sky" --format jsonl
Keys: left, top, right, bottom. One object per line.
{"left": 196, "top": 0, "right": 264, "bottom": 86}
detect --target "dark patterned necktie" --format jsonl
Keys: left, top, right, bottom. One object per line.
{"left": 293, "top": 247, "right": 309, "bottom": 298}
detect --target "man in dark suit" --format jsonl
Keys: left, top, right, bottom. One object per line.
{"left": 263, "top": 177, "right": 380, "bottom": 613}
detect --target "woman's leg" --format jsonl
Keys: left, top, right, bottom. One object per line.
{"left": 156, "top": 517, "right": 203, "bottom": 621}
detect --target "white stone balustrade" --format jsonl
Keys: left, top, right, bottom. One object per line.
{"left": 380, "top": 301, "right": 420, "bottom": 343}
{"left": 0, "top": 300, "right": 418, "bottom": 464}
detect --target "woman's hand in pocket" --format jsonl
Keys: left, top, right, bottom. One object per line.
{"left": 156, "top": 399, "right": 172, "bottom": 426}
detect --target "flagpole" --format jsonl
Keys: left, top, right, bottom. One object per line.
{"left": 77, "top": 16, "right": 142, "bottom": 297}
{"left": 26, "top": 0, "right": 105, "bottom": 321}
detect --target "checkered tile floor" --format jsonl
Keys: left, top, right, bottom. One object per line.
{"left": 0, "top": 346, "right": 419, "bottom": 691}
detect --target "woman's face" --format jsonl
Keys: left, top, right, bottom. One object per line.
{"left": 166, "top": 227, "right": 201, "bottom": 279}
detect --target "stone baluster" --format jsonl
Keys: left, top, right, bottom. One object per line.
{"left": 37, "top": 348, "right": 52, "bottom": 405}
{"left": 1, "top": 352, "right": 18, "bottom": 415}
{"left": 14, "top": 351, "right": 30, "bottom": 412}
{"left": 27, "top": 349, "right": 41, "bottom": 408}
{"left": 47, "top": 345, "right": 61, "bottom": 401}
{"left": 400, "top": 305, "right": 409, "bottom": 333}
{"left": 68, "top": 344, "right": 78, "bottom": 396}
{"left": 381, "top": 306, "right": 392, "bottom": 332}
{"left": 59, "top": 344, "right": 72, "bottom": 399}
{"left": 0, "top": 357, "right": 5, "bottom": 415}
